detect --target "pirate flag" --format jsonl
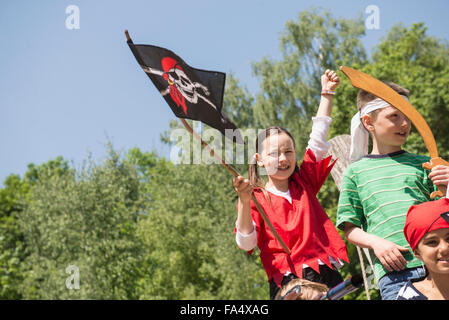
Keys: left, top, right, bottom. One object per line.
{"left": 127, "top": 37, "right": 243, "bottom": 143}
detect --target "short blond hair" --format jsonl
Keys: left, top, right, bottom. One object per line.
{"left": 274, "top": 278, "right": 329, "bottom": 300}
{"left": 357, "top": 81, "right": 410, "bottom": 113}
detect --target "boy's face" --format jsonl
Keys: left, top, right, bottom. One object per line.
{"left": 364, "top": 106, "right": 411, "bottom": 150}
{"left": 415, "top": 228, "right": 449, "bottom": 275}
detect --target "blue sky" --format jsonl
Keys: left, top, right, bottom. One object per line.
{"left": 1, "top": 0, "right": 448, "bottom": 184}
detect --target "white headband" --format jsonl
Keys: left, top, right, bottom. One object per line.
{"left": 349, "top": 95, "right": 409, "bottom": 163}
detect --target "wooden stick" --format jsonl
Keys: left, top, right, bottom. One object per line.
{"left": 180, "top": 119, "right": 239, "bottom": 176}
{"left": 125, "top": 29, "right": 131, "bottom": 42}
{"left": 180, "top": 119, "right": 291, "bottom": 254}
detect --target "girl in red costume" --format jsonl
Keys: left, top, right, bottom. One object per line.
{"left": 233, "top": 70, "right": 348, "bottom": 300}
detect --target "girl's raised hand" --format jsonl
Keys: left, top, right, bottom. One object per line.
{"left": 321, "top": 69, "right": 340, "bottom": 91}
{"left": 233, "top": 176, "right": 253, "bottom": 203}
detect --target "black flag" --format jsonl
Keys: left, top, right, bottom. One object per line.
{"left": 127, "top": 39, "right": 243, "bottom": 143}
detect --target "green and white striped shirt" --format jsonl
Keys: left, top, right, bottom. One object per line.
{"left": 336, "top": 151, "right": 435, "bottom": 280}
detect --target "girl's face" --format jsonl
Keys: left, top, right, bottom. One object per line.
{"left": 257, "top": 132, "right": 296, "bottom": 183}
{"left": 415, "top": 228, "right": 449, "bottom": 275}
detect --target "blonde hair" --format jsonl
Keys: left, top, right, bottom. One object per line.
{"left": 274, "top": 278, "right": 329, "bottom": 300}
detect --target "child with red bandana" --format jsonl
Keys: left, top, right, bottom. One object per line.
{"left": 397, "top": 198, "right": 449, "bottom": 300}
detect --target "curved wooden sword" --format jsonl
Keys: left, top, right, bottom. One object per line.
{"left": 340, "top": 66, "right": 448, "bottom": 199}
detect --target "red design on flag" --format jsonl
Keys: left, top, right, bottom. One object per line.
{"left": 161, "top": 57, "right": 188, "bottom": 115}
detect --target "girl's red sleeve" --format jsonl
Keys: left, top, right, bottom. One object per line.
{"left": 296, "top": 148, "right": 336, "bottom": 195}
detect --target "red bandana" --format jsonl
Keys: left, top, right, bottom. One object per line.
{"left": 404, "top": 198, "right": 449, "bottom": 251}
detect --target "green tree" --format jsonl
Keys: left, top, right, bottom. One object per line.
{"left": 0, "top": 174, "right": 28, "bottom": 299}
{"left": 19, "top": 149, "right": 146, "bottom": 299}
{"left": 250, "top": 8, "right": 367, "bottom": 150}
{"left": 129, "top": 148, "right": 267, "bottom": 299}
{"left": 0, "top": 156, "right": 72, "bottom": 299}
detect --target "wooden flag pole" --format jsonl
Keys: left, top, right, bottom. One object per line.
{"left": 125, "top": 29, "right": 131, "bottom": 42}
{"left": 180, "top": 119, "right": 290, "bottom": 254}
{"left": 180, "top": 119, "right": 239, "bottom": 177}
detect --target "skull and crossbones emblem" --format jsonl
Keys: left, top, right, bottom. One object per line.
{"left": 142, "top": 57, "right": 217, "bottom": 115}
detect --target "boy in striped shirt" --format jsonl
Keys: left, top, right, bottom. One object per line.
{"left": 336, "top": 82, "right": 449, "bottom": 300}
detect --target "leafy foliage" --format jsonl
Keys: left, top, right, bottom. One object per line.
{"left": 128, "top": 149, "right": 266, "bottom": 299}
{"left": 18, "top": 150, "right": 145, "bottom": 299}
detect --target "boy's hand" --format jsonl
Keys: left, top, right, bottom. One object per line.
{"left": 233, "top": 176, "right": 253, "bottom": 203}
{"left": 428, "top": 165, "right": 449, "bottom": 187}
{"left": 321, "top": 69, "right": 340, "bottom": 91}
{"left": 371, "top": 238, "right": 409, "bottom": 272}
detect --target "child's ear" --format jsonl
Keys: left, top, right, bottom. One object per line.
{"left": 362, "top": 115, "right": 375, "bottom": 132}
{"left": 255, "top": 153, "right": 264, "bottom": 167}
